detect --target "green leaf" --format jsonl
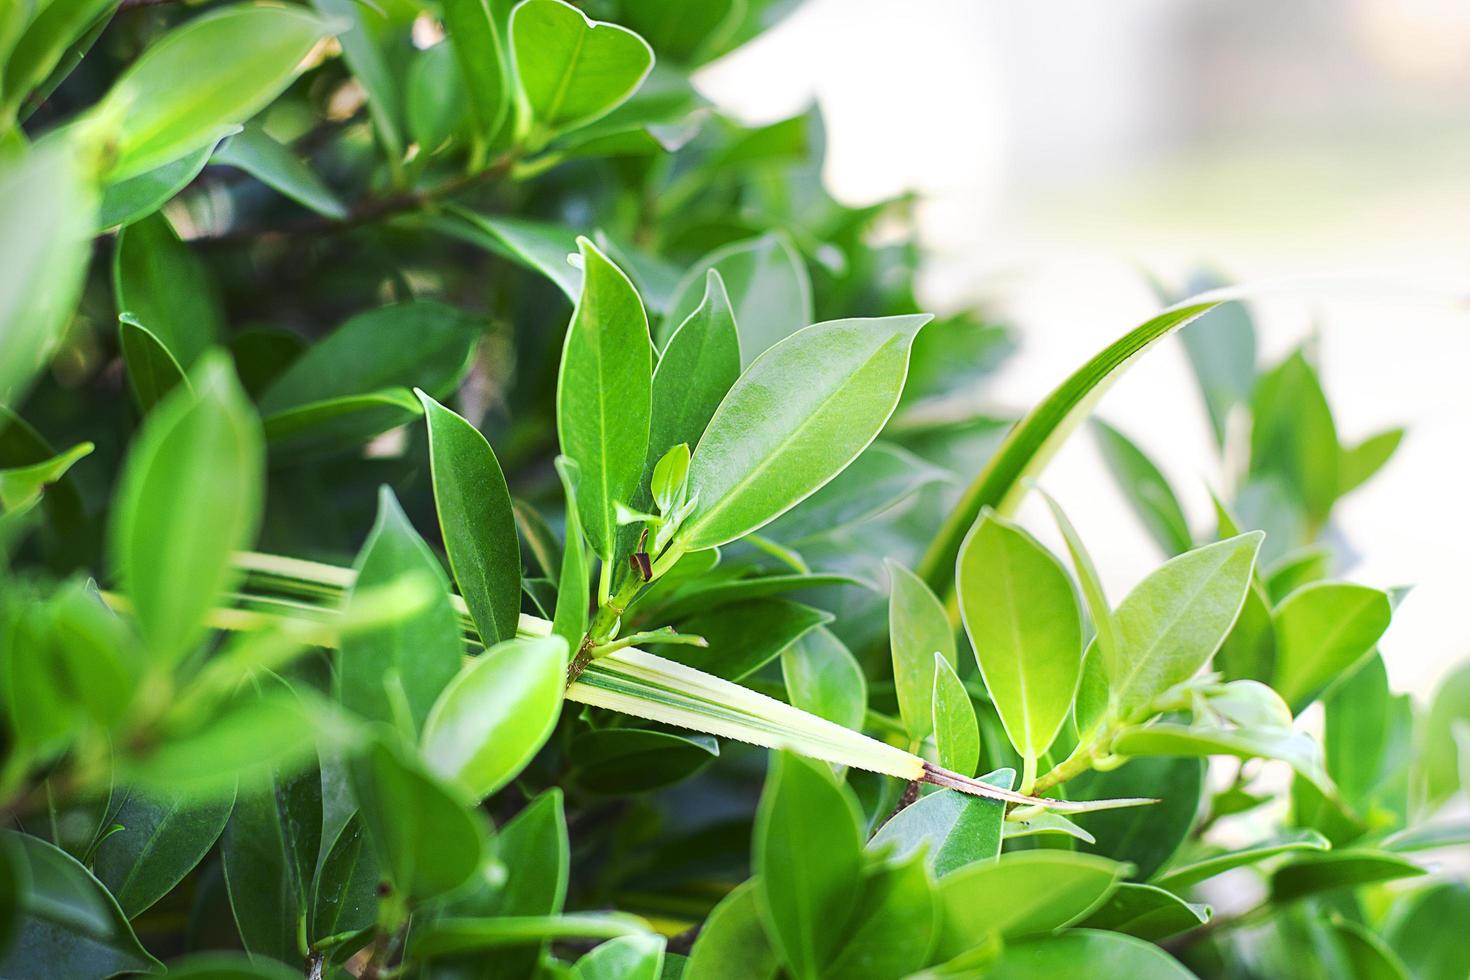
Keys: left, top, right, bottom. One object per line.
{"left": 679, "top": 315, "right": 930, "bottom": 551}
{"left": 213, "top": 124, "right": 347, "bottom": 219}
{"left": 782, "top": 626, "right": 866, "bottom": 732}
{"left": 648, "top": 269, "right": 741, "bottom": 461}
{"left": 659, "top": 233, "right": 813, "bottom": 363}
{"left": 417, "top": 391, "right": 522, "bottom": 646}
{"left": 1107, "top": 532, "right": 1264, "bottom": 719}
{"left": 552, "top": 456, "right": 590, "bottom": 649}
{"left": 886, "top": 559, "right": 959, "bottom": 743}
{"left": 420, "top": 635, "right": 567, "bottom": 801}
{"left": 1386, "top": 882, "right": 1470, "bottom": 980}
{"left": 1092, "top": 418, "right": 1192, "bottom": 556}
{"left": 117, "top": 315, "right": 188, "bottom": 413}
{"left": 413, "top": 914, "right": 651, "bottom": 957}
{"left": 1038, "top": 489, "right": 1122, "bottom": 698}
{"left": 441, "top": 0, "right": 513, "bottom": 146}
{"left": 1270, "top": 850, "right": 1425, "bottom": 903}
{"left": 918, "top": 304, "right": 1217, "bottom": 602}
{"left": 1113, "top": 723, "right": 1332, "bottom": 795}
{"left": 113, "top": 211, "right": 222, "bottom": 372}
{"left": 1002, "top": 810, "right": 1096, "bottom": 843}
{"left": 556, "top": 237, "right": 653, "bottom": 562}
{"left": 438, "top": 208, "right": 582, "bottom": 299}
{"left": 1331, "top": 918, "right": 1412, "bottom": 980}
{"left": 935, "top": 851, "right": 1127, "bottom": 957}
{"left": 753, "top": 750, "right": 863, "bottom": 980}
{"left": 957, "top": 512, "right": 1082, "bottom": 769}
{"left": 616, "top": 0, "right": 742, "bottom": 65}
{"left": 222, "top": 764, "right": 321, "bottom": 962}
{"left": 1072, "top": 756, "right": 1202, "bottom": 880}
{"left": 669, "top": 598, "right": 830, "bottom": 681}
{"left": 110, "top": 352, "right": 263, "bottom": 668}
{"left": 1266, "top": 547, "right": 1333, "bottom": 604}
{"left": 1153, "top": 829, "right": 1330, "bottom": 889}
{"left": 765, "top": 442, "right": 948, "bottom": 547}
{"left": 570, "top": 728, "right": 717, "bottom": 794}
{"left": 572, "top": 933, "right": 665, "bottom": 980}
{"left": 0, "top": 830, "right": 163, "bottom": 978}
{"left": 97, "top": 138, "right": 219, "bottom": 231}
{"left": 824, "top": 852, "right": 938, "bottom": 980}
{"left": 309, "top": 813, "right": 377, "bottom": 947}
{"left": 162, "top": 952, "right": 302, "bottom": 979}
{"left": 97, "top": 4, "right": 333, "bottom": 181}
{"left": 868, "top": 773, "right": 1012, "bottom": 877}
{"left": 93, "top": 785, "right": 234, "bottom": 919}
{"left": 0, "top": 0, "right": 116, "bottom": 125}
{"left": 351, "top": 739, "right": 486, "bottom": 905}
{"left": 510, "top": 0, "right": 654, "bottom": 141}
{"left": 932, "top": 656, "right": 979, "bottom": 777}
{"left": 0, "top": 440, "right": 92, "bottom": 513}
{"left": 0, "top": 140, "right": 97, "bottom": 408}
{"left": 1175, "top": 288, "right": 1256, "bottom": 447}
{"left": 684, "top": 880, "right": 780, "bottom": 980}
{"left": 338, "top": 487, "right": 463, "bottom": 733}
{"left": 1324, "top": 652, "right": 1394, "bottom": 810}
{"left": 1081, "top": 882, "right": 1210, "bottom": 942}
{"left": 1272, "top": 582, "right": 1392, "bottom": 713}
{"left": 1338, "top": 427, "right": 1404, "bottom": 497}
{"left": 1215, "top": 578, "right": 1276, "bottom": 684}
{"left": 1424, "top": 659, "right": 1470, "bottom": 806}
{"left": 1382, "top": 822, "right": 1470, "bottom": 853}
{"left": 982, "top": 929, "right": 1197, "bottom": 979}
{"left": 1250, "top": 350, "right": 1339, "bottom": 529}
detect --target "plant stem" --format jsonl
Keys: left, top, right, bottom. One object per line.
{"left": 567, "top": 571, "right": 645, "bottom": 685}
{"left": 1031, "top": 729, "right": 1108, "bottom": 795}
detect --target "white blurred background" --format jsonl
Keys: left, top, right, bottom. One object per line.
{"left": 697, "top": 0, "right": 1470, "bottom": 697}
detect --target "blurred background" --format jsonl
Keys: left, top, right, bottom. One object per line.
{"left": 698, "top": 0, "right": 1470, "bottom": 697}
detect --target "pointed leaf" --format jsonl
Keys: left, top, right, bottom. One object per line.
{"left": 660, "top": 233, "right": 812, "bottom": 362}
{"left": 887, "top": 559, "right": 959, "bottom": 742}
{"left": 648, "top": 269, "right": 741, "bottom": 461}
{"left": 1272, "top": 582, "right": 1392, "bottom": 712}
{"left": 1092, "top": 418, "right": 1192, "bottom": 556}
{"left": 932, "top": 655, "right": 979, "bottom": 777}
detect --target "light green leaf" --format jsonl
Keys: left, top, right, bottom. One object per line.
{"left": 1325, "top": 652, "right": 1393, "bottom": 810}
{"left": 510, "top": 0, "right": 654, "bottom": 141}
{"left": 1175, "top": 285, "right": 1256, "bottom": 447}
{"left": 685, "top": 880, "right": 780, "bottom": 980}
{"left": 0, "top": 0, "right": 116, "bottom": 126}
{"left": 261, "top": 389, "right": 423, "bottom": 458}
{"left": 114, "top": 211, "right": 221, "bottom": 370}
{"left": 406, "top": 40, "right": 471, "bottom": 152}
{"left": 679, "top": 315, "right": 930, "bottom": 551}
{"left": 1272, "top": 582, "right": 1392, "bottom": 713}
{"left": 888, "top": 558, "right": 959, "bottom": 743}
{"left": 932, "top": 655, "right": 979, "bottom": 777}
{"left": 97, "top": 137, "right": 220, "bottom": 230}
{"left": 214, "top": 124, "right": 347, "bottom": 219}
{"left": 556, "top": 237, "right": 653, "bottom": 561}
{"left": 753, "top": 750, "right": 863, "bottom": 980}
{"left": 1002, "top": 810, "right": 1096, "bottom": 843}
{"left": 1338, "top": 427, "right": 1404, "bottom": 497}
{"left": 616, "top": 0, "right": 742, "bottom": 65}
{"left": 311, "top": 0, "right": 407, "bottom": 160}
{"left": 1039, "top": 488, "right": 1121, "bottom": 695}
{"left": 0, "top": 830, "right": 163, "bottom": 978}
{"left": 418, "top": 391, "right": 522, "bottom": 646}
{"left": 437, "top": 207, "right": 581, "bottom": 299}
{"left": 1269, "top": 850, "right": 1425, "bottom": 903}
{"left": 1386, "top": 882, "right": 1470, "bottom": 980}
{"left": 110, "top": 352, "right": 263, "bottom": 667}
{"left": 824, "top": 853, "right": 938, "bottom": 980}
{"left": 648, "top": 269, "right": 741, "bottom": 462}
{"left": 0, "top": 139, "right": 97, "bottom": 408}
{"left": 1250, "top": 349, "right": 1339, "bottom": 529}
{"left": 1215, "top": 578, "right": 1275, "bottom": 684}
{"left": 351, "top": 739, "right": 487, "bottom": 905}
{"left": 572, "top": 933, "right": 665, "bottom": 980}
{"left": 1113, "top": 723, "right": 1332, "bottom": 795}
{"left": 421, "top": 636, "right": 567, "bottom": 801}
{"left": 1153, "top": 829, "right": 1330, "bottom": 890}
{"left": 659, "top": 233, "right": 813, "bottom": 363}
{"left": 118, "top": 315, "right": 188, "bottom": 413}
{"left": 94, "top": 784, "right": 234, "bottom": 919}
{"left": 957, "top": 511, "right": 1082, "bottom": 768}
{"left": 441, "top": 0, "right": 513, "bottom": 146}
{"left": 868, "top": 772, "right": 1012, "bottom": 877}
{"left": 766, "top": 442, "right": 948, "bottom": 547}
{"left": 782, "top": 626, "right": 866, "bottom": 732}
{"left": 339, "top": 487, "right": 463, "bottom": 734}
{"left": 982, "top": 929, "right": 1197, "bottom": 979}
{"left": 1423, "top": 659, "right": 1470, "bottom": 806}
{"left": 162, "top": 953, "right": 301, "bottom": 979}
{"left": 414, "top": 914, "right": 651, "bottom": 957}
{"left": 1107, "top": 532, "right": 1264, "bottom": 720}
{"left": 1081, "top": 882, "right": 1210, "bottom": 942}
{"left": 1331, "top": 918, "right": 1412, "bottom": 980}
{"left": 1093, "top": 418, "right": 1192, "bottom": 556}
{"left": 0, "top": 440, "right": 91, "bottom": 513}
{"left": 935, "top": 851, "right": 1127, "bottom": 958}
{"left": 97, "top": 4, "right": 333, "bottom": 181}
{"left": 552, "top": 456, "right": 590, "bottom": 649}
{"left": 918, "top": 304, "right": 1217, "bottom": 602}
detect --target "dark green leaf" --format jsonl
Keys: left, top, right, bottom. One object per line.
{"left": 1073, "top": 756, "right": 1202, "bottom": 880}
{"left": 1153, "top": 829, "right": 1329, "bottom": 890}
{"left": 552, "top": 456, "right": 590, "bottom": 649}
{"left": 441, "top": 0, "right": 513, "bottom": 146}
{"left": 648, "top": 269, "right": 741, "bottom": 461}
{"left": 93, "top": 785, "right": 234, "bottom": 919}
{"left": 214, "top": 124, "right": 347, "bottom": 219}
{"left": 222, "top": 764, "right": 322, "bottom": 962}
{"left": 669, "top": 598, "right": 830, "bottom": 681}
{"left": 824, "top": 852, "right": 937, "bottom": 980}
{"left": 97, "top": 139, "right": 219, "bottom": 231}
{"left": 571, "top": 728, "right": 718, "bottom": 793}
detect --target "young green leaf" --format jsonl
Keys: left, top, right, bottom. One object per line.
{"left": 552, "top": 457, "right": 590, "bottom": 648}
{"left": 417, "top": 391, "right": 522, "bottom": 646}
{"left": 338, "top": 487, "right": 463, "bottom": 734}
{"left": 887, "top": 559, "right": 959, "bottom": 743}
{"left": 113, "top": 211, "right": 221, "bottom": 370}
{"left": 933, "top": 655, "right": 979, "bottom": 778}
{"left": 420, "top": 636, "right": 568, "bottom": 801}
{"left": 0, "top": 441, "right": 92, "bottom": 513}
{"left": 571, "top": 933, "right": 666, "bottom": 980}
{"left": 1250, "top": 349, "right": 1340, "bottom": 530}
{"left": 650, "top": 442, "right": 691, "bottom": 515}
{"left": 957, "top": 512, "right": 1082, "bottom": 774}
{"left": 782, "top": 626, "right": 867, "bottom": 732}
{"left": 678, "top": 315, "right": 930, "bottom": 551}
{"left": 96, "top": 5, "right": 333, "bottom": 181}
{"left": 93, "top": 785, "right": 234, "bottom": 919}
{"left": 649, "top": 270, "right": 741, "bottom": 460}
{"left": 753, "top": 750, "right": 864, "bottom": 980}
{"left": 110, "top": 352, "right": 263, "bottom": 668}
{"left": 1092, "top": 418, "right": 1192, "bottom": 556}
{"left": 510, "top": 0, "right": 654, "bottom": 141}
{"left": 556, "top": 237, "right": 653, "bottom": 563}
{"left": 1038, "top": 488, "right": 1121, "bottom": 683}
{"left": 660, "top": 233, "right": 813, "bottom": 363}
{"left": 1271, "top": 582, "right": 1392, "bottom": 712}
{"left": 1106, "top": 532, "right": 1264, "bottom": 720}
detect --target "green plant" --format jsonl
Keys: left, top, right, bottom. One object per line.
{"left": 1, "top": 3, "right": 1466, "bottom": 979}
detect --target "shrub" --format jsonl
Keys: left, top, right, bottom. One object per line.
{"left": 1, "top": 3, "right": 1466, "bottom": 979}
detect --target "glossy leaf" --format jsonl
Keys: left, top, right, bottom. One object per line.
{"left": 309, "top": 813, "right": 377, "bottom": 946}
{"left": 222, "top": 764, "right": 321, "bottom": 962}
{"left": 572, "top": 933, "right": 665, "bottom": 980}
{"left": 887, "top": 559, "right": 959, "bottom": 742}
{"left": 1272, "top": 582, "right": 1393, "bottom": 712}
{"left": 648, "top": 269, "right": 741, "bottom": 460}
{"left": 441, "top": 0, "right": 513, "bottom": 145}
{"left": 766, "top": 442, "right": 949, "bottom": 547}
{"left": 825, "top": 853, "right": 938, "bottom": 980}
{"left": 93, "top": 785, "right": 234, "bottom": 919}
{"left": 97, "top": 5, "right": 332, "bottom": 181}
{"left": 117, "top": 316, "right": 187, "bottom": 413}
{"left": 679, "top": 315, "right": 930, "bottom": 550}
{"left": 782, "top": 626, "right": 866, "bottom": 732}
{"left": 868, "top": 772, "right": 1013, "bottom": 877}
{"left": 338, "top": 487, "right": 463, "bottom": 733}
{"left": 1093, "top": 418, "right": 1192, "bottom": 556}
{"left": 556, "top": 237, "right": 653, "bottom": 561}
{"left": 753, "top": 751, "right": 863, "bottom": 980}
{"left": 1081, "top": 882, "right": 1210, "bottom": 941}
{"left": 1072, "top": 755, "right": 1202, "bottom": 880}
{"left": 418, "top": 391, "right": 522, "bottom": 646}
{"left": 660, "top": 233, "right": 813, "bottom": 362}
{"left": 439, "top": 208, "right": 582, "bottom": 299}
{"left": 932, "top": 655, "right": 979, "bottom": 777}
{"left": 110, "top": 353, "right": 263, "bottom": 668}
{"left": 114, "top": 211, "right": 221, "bottom": 372}
{"left": 510, "top": 0, "right": 654, "bottom": 140}
{"left": 957, "top": 512, "right": 1082, "bottom": 766}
